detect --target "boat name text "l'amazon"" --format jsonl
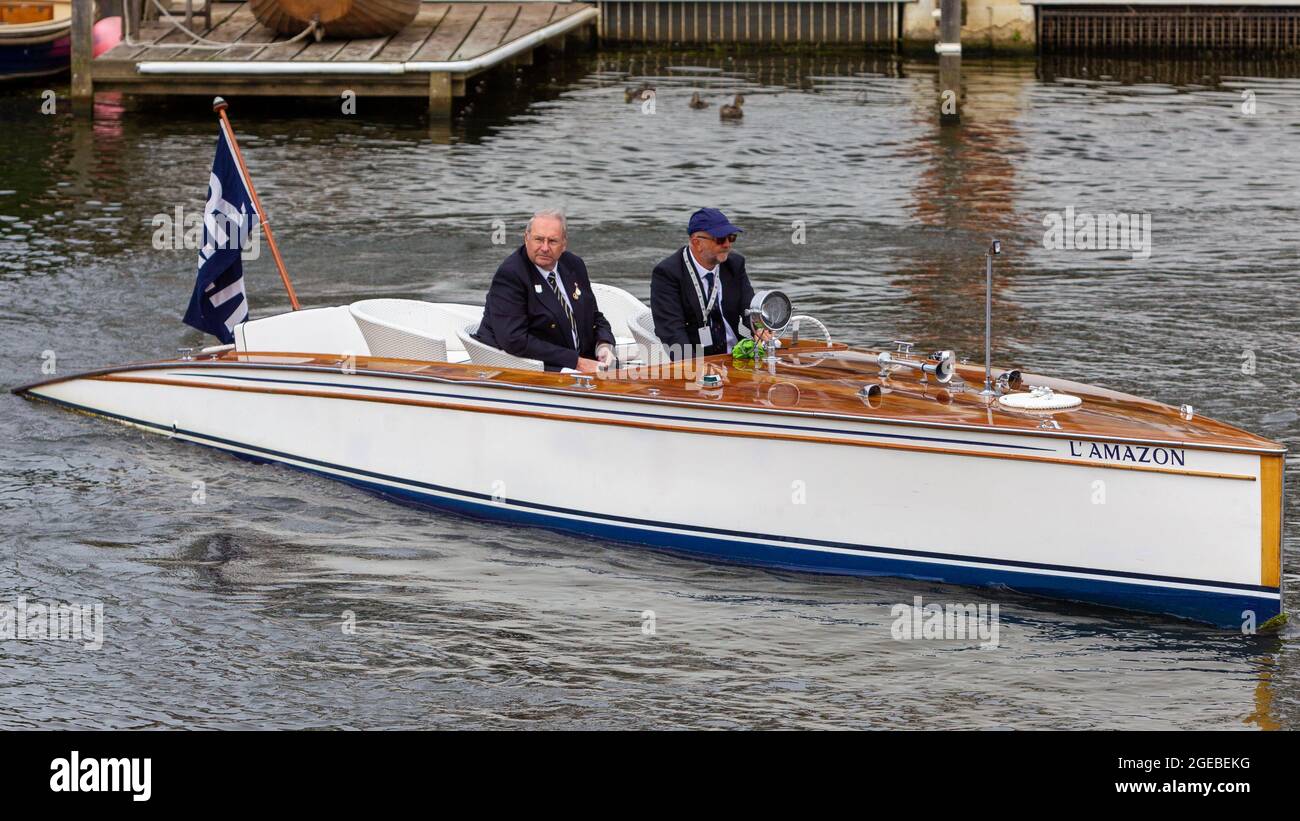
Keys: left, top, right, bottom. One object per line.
{"left": 1069, "top": 441, "right": 1186, "bottom": 466}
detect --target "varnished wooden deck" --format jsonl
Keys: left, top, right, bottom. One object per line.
{"left": 35, "top": 342, "right": 1280, "bottom": 455}
{"left": 92, "top": 1, "right": 595, "bottom": 103}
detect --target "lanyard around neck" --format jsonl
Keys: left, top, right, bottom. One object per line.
{"left": 683, "top": 246, "right": 719, "bottom": 320}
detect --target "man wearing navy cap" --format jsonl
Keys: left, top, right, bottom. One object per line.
{"left": 650, "top": 208, "right": 763, "bottom": 359}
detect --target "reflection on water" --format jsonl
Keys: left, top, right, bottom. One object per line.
{"left": 0, "top": 51, "right": 1297, "bottom": 729}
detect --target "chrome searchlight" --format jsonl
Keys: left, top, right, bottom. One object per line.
{"left": 747, "top": 290, "right": 793, "bottom": 335}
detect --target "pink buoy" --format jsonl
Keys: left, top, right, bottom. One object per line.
{"left": 93, "top": 16, "right": 123, "bottom": 58}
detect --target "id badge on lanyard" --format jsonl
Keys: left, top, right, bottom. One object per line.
{"left": 684, "top": 247, "right": 719, "bottom": 346}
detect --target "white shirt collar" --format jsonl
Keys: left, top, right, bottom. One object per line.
{"left": 687, "top": 248, "right": 719, "bottom": 278}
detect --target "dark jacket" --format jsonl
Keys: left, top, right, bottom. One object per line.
{"left": 476, "top": 246, "right": 615, "bottom": 371}
{"left": 650, "top": 247, "right": 755, "bottom": 358}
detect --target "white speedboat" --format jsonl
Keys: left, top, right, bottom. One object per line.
{"left": 14, "top": 289, "right": 1286, "bottom": 629}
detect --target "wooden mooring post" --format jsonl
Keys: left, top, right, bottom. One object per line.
{"left": 937, "top": 0, "right": 961, "bottom": 124}
{"left": 71, "top": 0, "right": 95, "bottom": 113}
{"left": 429, "top": 73, "right": 453, "bottom": 116}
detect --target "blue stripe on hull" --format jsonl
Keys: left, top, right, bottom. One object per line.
{"left": 27, "top": 392, "right": 1282, "bottom": 629}
{"left": 343, "top": 473, "right": 1276, "bottom": 630}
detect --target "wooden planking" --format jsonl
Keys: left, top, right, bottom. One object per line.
{"left": 1260, "top": 455, "right": 1282, "bottom": 588}
{"left": 186, "top": 347, "right": 1283, "bottom": 454}
{"left": 252, "top": 32, "right": 314, "bottom": 61}
{"left": 133, "top": 3, "right": 243, "bottom": 62}
{"left": 409, "top": 3, "right": 484, "bottom": 61}
{"left": 91, "top": 3, "right": 597, "bottom": 91}
{"left": 206, "top": 12, "right": 281, "bottom": 59}
{"left": 28, "top": 341, "right": 1249, "bottom": 457}
{"left": 546, "top": 3, "right": 568, "bottom": 26}
{"left": 502, "top": 2, "right": 556, "bottom": 43}
{"left": 204, "top": 2, "right": 242, "bottom": 20}
{"left": 293, "top": 36, "right": 350, "bottom": 61}
{"left": 451, "top": 3, "right": 519, "bottom": 61}
{"left": 92, "top": 77, "right": 429, "bottom": 96}
{"left": 173, "top": 5, "right": 260, "bottom": 60}
{"left": 97, "top": 21, "right": 175, "bottom": 61}
{"left": 373, "top": 3, "right": 450, "bottom": 61}
{"left": 37, "top": 333, "right": 1281, "bottom": 455}
{"left": 330, "top": 35, "right": 394, "bottom": 62}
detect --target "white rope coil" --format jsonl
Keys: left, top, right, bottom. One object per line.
{"left": 999, "top": 386, "right": 1082, "bottom": 411}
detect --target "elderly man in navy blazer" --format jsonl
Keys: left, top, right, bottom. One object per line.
{"left": 650, "top": 208, "right": 766, "bottom": 360}
{"left": 476, "top": 210, "right": 616, "bottom": 373}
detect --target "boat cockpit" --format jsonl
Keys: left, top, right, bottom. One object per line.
{"left": 225, "top": 283, "right": 685, "bottom": 371}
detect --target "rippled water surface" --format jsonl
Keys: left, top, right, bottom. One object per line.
{"left": 2, "top": 51, "right": 1299, "bottom": 729}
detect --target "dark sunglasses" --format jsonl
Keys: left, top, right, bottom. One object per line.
{"left": 694, "top": 233, "right": 738, "bottom": 245}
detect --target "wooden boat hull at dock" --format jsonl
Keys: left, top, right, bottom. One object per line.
{"left": 0, "top": 33, "right": 68, "bottom": 78}
{"left": 0, "top": 0, "right": 70, "bottom": 79}
{"left": 249, "top": 0, "right": 420, "bottom": 38}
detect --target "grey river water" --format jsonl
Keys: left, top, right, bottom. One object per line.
{"left": 1, "top": 51, "right": 1299, "bottom": 729}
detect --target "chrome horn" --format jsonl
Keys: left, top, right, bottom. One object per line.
{"left": 927, "top": 349, "right": 957, "bottom": 383}
{"left": 876, "top": 349, "right": 956, "bottom": 384}
{"left": 813, "top": 349, "right": 957, "bottom": 384}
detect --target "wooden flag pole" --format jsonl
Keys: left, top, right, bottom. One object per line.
{"left": 212, "top": 97, "right": 301, "bottom": 311}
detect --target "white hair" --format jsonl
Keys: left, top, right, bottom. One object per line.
{"left": 526, "top": 209, "right": 568, "bottom": 238}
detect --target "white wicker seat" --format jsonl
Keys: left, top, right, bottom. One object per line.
{"left": 627, "top": 310, "right": 671, "bottom": 365}
{"left": 349, "top": 299, "right": 482, "bottom": 364}
{"left": 457, "top": 321, "right": 544, "bottom": 371}
{"left": 590, "top": 283, "right": 650, "bottom": 335}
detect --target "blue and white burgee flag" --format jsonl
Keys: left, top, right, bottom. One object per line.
{"left": 182, "top": 120, "right": 255, "bottom": 344}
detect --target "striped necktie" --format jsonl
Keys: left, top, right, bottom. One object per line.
{"left": 547, "top": 271, "right": 578, "bottom": 349}
{"left": 703, "top": 271, "right": 725, "bottom": 352}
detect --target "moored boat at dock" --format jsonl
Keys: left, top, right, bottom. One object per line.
{"left": 248, "top": 0, "right": 420, "bottom": 38}
{"left": 0, "top": 3, "right": 119, "bottom": 81}
{"left": 0, "top": 0, "right": 71, "bottom": 79}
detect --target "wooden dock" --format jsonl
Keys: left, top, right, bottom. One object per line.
{"left": 88, "top": 1, "right": 597, "bottom": 113}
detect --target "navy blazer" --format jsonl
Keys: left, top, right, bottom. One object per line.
{"left": 650, "top": 247, "right": 755, "bottom": 359}
{"left": 476, "top": 246, "right": 615, "bottom": 371}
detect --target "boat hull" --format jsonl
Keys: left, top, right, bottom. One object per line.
{"left": 0, "top": 34, "right": 68, "bottom": 80}
{"left": 249, "top": 0, "right": 420, "bottom": 39}
{"left": 0, "top": 15, "right": 119, "bottom": 81}
{"left": 18, "top": 360, "right": 1284, "bottom": 629}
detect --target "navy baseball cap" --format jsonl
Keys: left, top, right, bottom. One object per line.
{"left": 688, "top": 208, "right": 744, "bottom": 238}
